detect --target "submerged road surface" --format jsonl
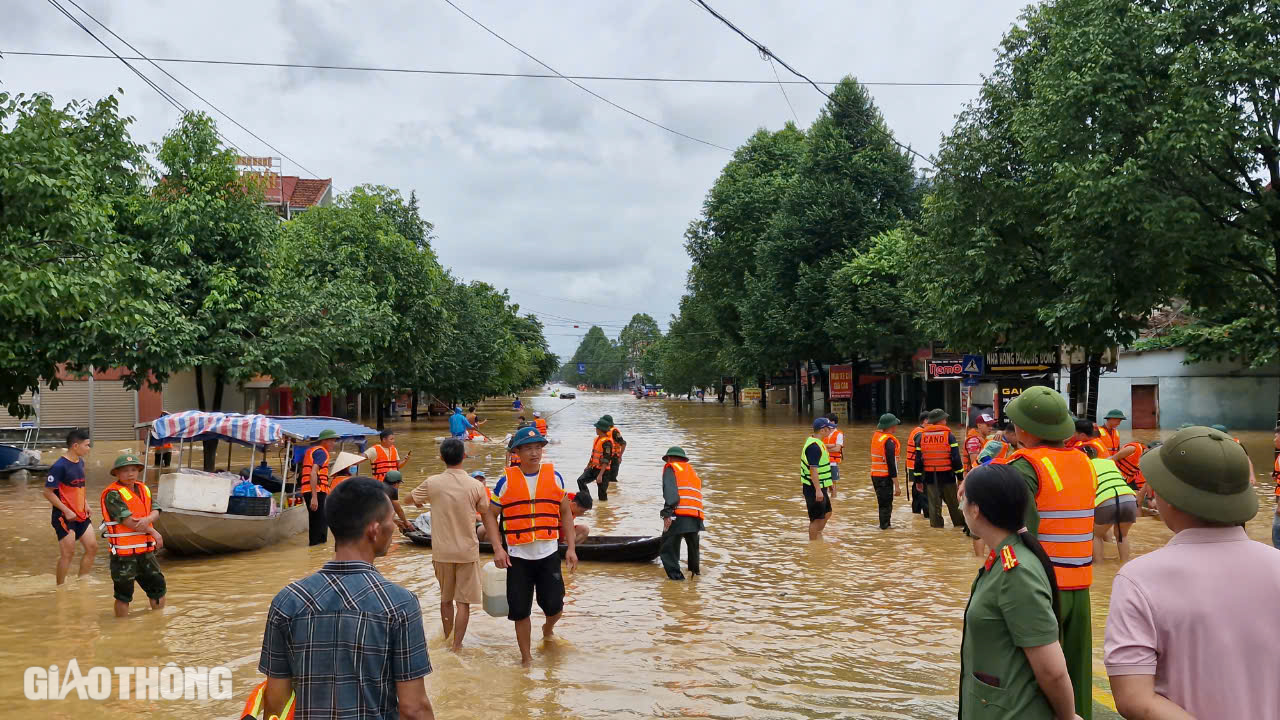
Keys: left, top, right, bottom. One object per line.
{"left": 3, "top": 390, "right": 1275, "bottom": 718}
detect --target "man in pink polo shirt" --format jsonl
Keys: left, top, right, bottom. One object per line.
{"left": 1104, "top": 426, "right": 1280, "bottom": 719}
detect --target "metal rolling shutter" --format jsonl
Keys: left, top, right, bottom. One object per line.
{"left": 90, "top": 379, "right": 137, "bottom": 441}
{"left": 34, "top": 380, "right": 92, "bottom": 429}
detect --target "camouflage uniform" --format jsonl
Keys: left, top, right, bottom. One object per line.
{"left": 103, "top": 490, "right": 167, "bottom": 603}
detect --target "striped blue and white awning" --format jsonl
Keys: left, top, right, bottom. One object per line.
{"left": 149, "top": 411, "right": 283, "bottom": 446}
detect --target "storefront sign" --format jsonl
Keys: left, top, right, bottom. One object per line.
{"left": 995, "top": 379, "right": 1053, "bottom": 418}
{"left": 741, "top": 388, "right": 762, "bottom": 401}
{"left": 828, "top": 364, "right": 853, "bottom": 399}
{"left": 928, "top": 359, "right": 965, "bottom": 380}
{"left": 985, "top": 349, "right": 1060, "bottom": 373}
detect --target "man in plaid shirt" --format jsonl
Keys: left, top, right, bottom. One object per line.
{"left": 258, "top": 477, "right": 435, "bottom": 719}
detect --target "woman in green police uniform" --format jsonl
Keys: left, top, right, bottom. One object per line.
{"left": 959, "top": 464, "right": 1081, "bottom": 720}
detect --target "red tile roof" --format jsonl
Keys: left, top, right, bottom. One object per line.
{"left": 291, "top": 178, "right": 331, "bottom": 208}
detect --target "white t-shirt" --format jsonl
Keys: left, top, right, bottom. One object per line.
{"left": 500, "top": 469, "right": 565, "bottom": 561}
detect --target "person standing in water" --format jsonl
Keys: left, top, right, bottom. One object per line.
{"left": 801, "top": 417, "right": 836, "bottom": 540}
{"left": 869, "top": 414, "right": 902, "bottom": 530}
{"left": 824, "top": 413, "right": 845, "bottom": 489}
{"left": 601, "top": 414, "right": 626, "bottom": 485}
{"left": 100, "top": 451, "right": 166, "bottom": 617}
{"left": 44, "top": 428, "right": 97, "bottom": 585}
{"left": 659, "top": 446, "right": 704, "bottom": 580}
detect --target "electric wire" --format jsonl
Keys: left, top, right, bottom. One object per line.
{"left": 0, "top": 51, "right": 982, "bottom": 87}
{"left": 59, "top": 0, "right": 319, "bottom": 178}
{"left": 439, "top": 0, "right": 732, "bottom": 152}
{"left": 768, "top": 56, "right": 799, "bottom": 124}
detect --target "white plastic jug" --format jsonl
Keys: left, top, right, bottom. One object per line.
{"left": 482, "top": 561, "right": 508, "bottom": 617}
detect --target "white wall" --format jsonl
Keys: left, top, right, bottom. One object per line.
{"left": 1097, "top": 348, "right": 1280, "bottom": 429}
{"left": 162, "top": 370, "right": 252, "bottom": 414}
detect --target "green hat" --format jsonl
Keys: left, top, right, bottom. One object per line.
{"left": 601, "top": 415, "right": 615, "bottom": 425}
{"left": 1139, "top": 426, "right": 1257, "bottom": 523}
{"left": 926, "top": 409, "right": 948, "bottom": 424}
{"left": 383, "top": 470, "right": 403, "bottom": 484}
{"left": 877, "top": 413, "right": 901, "bottom": 430}
{"left": 111, "top": 452, "right": 145, "bottom": 474}
{"left": 1004, "top": 387, "right": 1074, "bottom": 441}
{"left": 594, "top": 418, "right": 611, "bottom": 432}
{"left": 662, "top": 446, "right": 688, "bottom": 461}
{"left": 316, "top": 429, "right": 339, "bottom": 441}
{"left": 1104, "top": 409, "right": 1126, "bottom": 420}
{"left": 1210, "top": 424, "right": 1228, "bottom": 433}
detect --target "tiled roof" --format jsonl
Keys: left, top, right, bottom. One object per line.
{"left": 291, "top": 178, "right": 331, "bottom": 207}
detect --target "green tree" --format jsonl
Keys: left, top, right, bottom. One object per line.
{"left": 565, "top": 326, "right": 624, "bottom": 388}
{"left": 828, "top": 227, "right": 928, "bottom": 369}
{"left": 618, "top": 313, "right": 661, "bottom": 382}
{"left": 655, "top": 297, "right": 722, "bottom": 396}
{"left": 0, "top": 92, "right": 192, "bottom": 415}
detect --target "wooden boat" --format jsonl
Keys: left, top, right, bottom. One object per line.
{"left": 560, "top": 392, "right": 576, "bottom": 399}
{"left": 400, "top": 529, "right": 661, "bottom": 563}
{"left": 155, "top": 504, "right": 309, "bottom": 554}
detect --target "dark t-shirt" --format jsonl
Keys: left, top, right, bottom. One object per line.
{"left": 46, "top": 456, "right": 88, "bottom": 515}
{"left": 804, "top": 442, "right": 823, "bottom": 467}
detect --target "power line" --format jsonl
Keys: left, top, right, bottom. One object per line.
{"left": 767, "top": 56, "right": 799, "bottom": 124}
{"left": 42, "top": 0, "right": 251, "bottom": 158}
{"left": 687, "top": 0, "right": 938, "bottom": 169}
{"left": 0, "top": 50, "right": 983, "bottom": 87}
{"left": 58, "top": 0, "right": 319, "bottom": 179}
{"left": 438, "top": 0, "right": 732, "bottom": 152}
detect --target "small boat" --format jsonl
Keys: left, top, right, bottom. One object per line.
{"left": 560, "top": 392, "right": 576, "bottom": 400}
{"left": 0, "top": 441, "right": 50, "bottom": 475}
{"left": 400, "top": 529, "right": 661, "bottom": 563}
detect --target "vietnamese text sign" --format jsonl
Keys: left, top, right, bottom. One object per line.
{"left": 828, "top": 364, "right": 853, "bottom": 399}
{"left": 928, "top": 359, "right": 965, "bottom": 380}
{"left": 985, "top": 349, "right": 1059, "bottom": 373}
{"left": 741, "top": 388, "right": 762, "bottom": 401}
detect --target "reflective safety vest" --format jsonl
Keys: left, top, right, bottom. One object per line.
{"left": 1009, "top": 446, "right": 1097, "bottom": 590}
{"left": 800, "top": 437, "right": 833, "bottom": 487}
{"left": 916, "top": 425, "right": 957, "bottom": 472}
{"left": 666, "top": 461, "right": 704, "bottom": 520}
{"left": 535, "top": 418, "right": 548, "bottom": 436}
{"left": 371, "top": 444, "right": 399, "bottom": 482}
{"left": 904, "top": 426, "right": 925, "bottom": 471}
{"left": 1085, "top": 437, "right": 1110, "bottom": 459}
{"left": 1273, "top": 454, "right": 1279, "bottom": 493}
{"left": 299, "top": 445, "right": 330, "bottom": 494}
{"left": 588, "top": 434, "right": 610, "bottom": 470}
{"left": 963, "top": 428, "right": 985, "bottom": 472}
{"left": 497, "top": 463, "right": 564, "bottom": 546}
{"left": 1114, "top": 442, "right": 1147, "bottom": 490}
{"left": 1096, "top": 424, "right": 1121, "bottom": 455}
{"left": 99, "top": 481, "right": 156, "bottom": 556}
{"left": 1091, "top": 458, "right": 1135, "bottom": 506}
{"left": 508, "top": 451, "right": 521, "bottom": 468}
{"left": 870, "top": 431, "right": 896, "bottom": 477}
{"left": 826, "top": 429, "right": 844, "bottom": 464}
{"left": 989, "top": 440, "right": 1014, "bottom": 463}
{"left": 241, "top": 679, "right": 296, "bottom": 720}
{"left": 609, "top": 427, "right": 625, "bottom": 458}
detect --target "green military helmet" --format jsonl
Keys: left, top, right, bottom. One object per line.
{"left": 111, "top": 451, "right": 145, "bottom": 475}
{"left": 1139, "top": 426, "right": 1256, "bottom": 523}
{"left": 383, "top": 470, "right": 403, "bottom": 484}
{"left": 926, "top": 408, "right": 948, "bottom": 424}
{"left": 594, "top": 418, "right": 612, "bottom": 432}
{"left": 662, "top": 446, "right": 689, "bottom": 461}
{"left": 1004, "top": 387, "right": 1074, "bottom": 441}
{"left": 877, "top": 413, "right": 901, "bottom": 430}
{"left": 316, "top": 429, "right": 339, "bottom": 441}
{"left": 1104, "top": 409, "right": 1126, "bottom": 420}
{"left": 601, "top": 414, "right": 615, "bottom": 426}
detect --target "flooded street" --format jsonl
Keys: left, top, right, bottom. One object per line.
{"left": 2, "top": 391, "right": 1276, "bottom": 719}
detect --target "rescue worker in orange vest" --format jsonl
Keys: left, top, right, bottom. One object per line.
{"left": 1272, "top": 447, "right": 1280, "bottom": 549}
{"left": 964, "top": 413, "right": 995, "bottom": 472}
{"left": 869, "top": 414, "right": 902, "bottom": 530}
{"left": 241, "top": 679, "right": 296, "bottom": 720}
{"left": 364, "top": 429, "right": 410, "bottom": 483}
{"left": 912, "top": 409, "right": 967, "bottom": 531}
{"left": 1001, "top": 387, "right": 1097, "bottom": 720}
{"left": 100, "top": 451, "right": 166, "bottom": 617}
{"left": 300, "top": 429, "right": 339, "bottom": 546}
{"left": 1097, "top": 409, "right": 1125, "bottom": 455}
{"left": 482, "top": 426, "right": 578, "bottom": 666}
{"left": 601, "top": 414, "right": 627, "bottom": 485}
{"left": 533, "top": 411, "right": 548, "bottom": 438}
{"left": 906, "top": 411, "right": 930, "bottom": 516}
{"left": 824, "top": 413, "right": 845, "bottom": 489}
{"left": 1071, "top": 419, "right": 1111, "bottom": 460}
{"left": 576, "top": 418, "right": 616, "bottom": 501}
{"left": 658, "top": 446, "right": 704, "bottom": 580}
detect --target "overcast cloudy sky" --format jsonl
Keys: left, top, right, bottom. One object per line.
{"left": 4, "top": 0, "right": 1026, "bottom": 359}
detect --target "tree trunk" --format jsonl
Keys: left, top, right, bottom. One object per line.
{"left": 794, "top": 360, "right": 803, "bottom": 416}
{"left": 804, "top": 365, "right": 814, "bottom": 414}
{"left": 1086, "top": 352, "right": 1102, "bottom": 422}
{"left": 411, "top": 389, "right": 419, "bottom": 422}
{"left": 201, "top": 370, "right": 226, "bottom": 472}
{"left": 194, "top": 365, "right": 207, "bottom": 410}
{"left": 376, "top": 391, "right": 386, "bottom": 431}
{"left": 818, "top": 365, "right": 829, "bottom": 415}
{"left": 717, "top": 384, "right": 725, "bottom": 403}
{"left": 758, "top": 375, "right": 769, "bottom": 410}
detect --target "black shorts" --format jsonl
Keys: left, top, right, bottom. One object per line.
{"left": 506, "top": 552, "right": 564, "bottom": 621}
{"left": 802, "top": 483, "right": 832, "bottom": 521}
{"left": 110, "top": 553, "right": 167, "bottom": 603}
{"left": 154, "top": 451, "right": 172, "bottom": 467}
{"left": 51, "top": 507, "right": 91, "bottom": 541}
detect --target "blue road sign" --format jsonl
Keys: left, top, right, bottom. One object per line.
{"left": 961, "top": 354, "right": 984, "bottom": 376}
{"left": 962, "top": 376, "right": 980, "bottom": 387}
{"left": 577, "top": 362, "right": 586, "bottom": 375}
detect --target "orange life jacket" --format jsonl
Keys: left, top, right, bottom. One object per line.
{"left": 588, "top": 433, "right": 610, "bottom": 470}
{"left": 963, "top": 428, "right": 985, "bottom": 472}
{"left": 99, "top": 481, "right": 156, "bottom": 556}
{"left": 905, "top": 426, "right": 925, "bottom": 471}
{"left": 870, "top": 431, "right": 896, "bottom": 477}
{"left": 1272, "top": 453, "right": 1279, "bottom": 494}
{"left": 1085, "top": 437, "right": 1110, "bottom": 459}
{"left": 299, "top": 445, "right": 330, "bottom": 494}
{"left": 916, "top": 425, "right": 956, "bottom": 473}
{"left": 1096, "top": 424, "right": 1121, "bottom": 455}
{"left": 497, "top": 463, "right": 564, "bottom": 545}
{"left": 609, "top": 427, "right": 625, "bottom": 458}
{"left": 1008, "top": 446, "right": 1097, "bottom": 590}
{"left": 1114, "top": 442, "right": 1147, "bottom": 490}
{"left": 241, "top": 679, "right": 295, "bottom": 720}
{"left": 155, "top": 442, "right": 173, "bottom": 451}
{"left": 371, "top": 444, "right": 399, "bottom": 482}
{"left": 535, "top": 418, "right": 548, "bottom": 436}
{"left": 826, "top": 429, "right": 844, "bottom": 464}
{"left": 990, "top": 440, "right": 1014, "bottom": 462}
{"left": 667, "top": 461, "right": 704, "bottom": 520}
{"left": 508, "top": 451, "right": 521, "bottom": 468}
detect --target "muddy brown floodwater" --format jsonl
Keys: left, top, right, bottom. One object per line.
{"left": 1, "top": 390, "right": 1276, "bottom": 718}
